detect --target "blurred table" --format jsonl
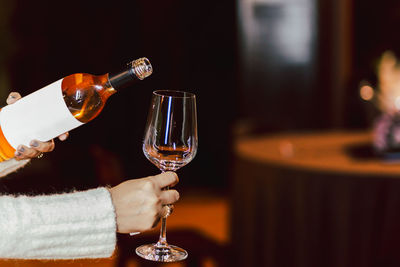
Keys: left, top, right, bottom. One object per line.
{"left": 231, "top": 131, "right": 400, "bottom": 267}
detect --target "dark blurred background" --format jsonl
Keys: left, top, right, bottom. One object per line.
{"left": 0, "top": 0, "right": 395, "bottom": 192}
{"left": 0, "top": 0, "right": 237, "bottom": 194}
{"left": 1, "top": 0, "right": 400, "bottom": 266}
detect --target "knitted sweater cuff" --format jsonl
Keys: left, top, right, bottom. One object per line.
{"left": 0, "top": 187, "right": 117, "bottom": 259}
{"left": 0, "top": 158, "right": 30, "bottom": 178}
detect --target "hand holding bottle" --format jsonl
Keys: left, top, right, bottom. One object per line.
{"left": 6, "top": 92, "right": 69, "bottom": 160}
{"left": 0, "top": 58, "right": 152, "bottom": 162}
{"left": 109, "top": 172, "right": 180, "bottom": 233}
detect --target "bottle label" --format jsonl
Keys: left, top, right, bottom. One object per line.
{"left": 0, "top": 79, "right": 83, "bottom": 149}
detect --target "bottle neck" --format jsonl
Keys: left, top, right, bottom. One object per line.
{"left": 108, "top": 57, "right": 153, "bottom": 90}
{"left": 108, "top": 68, "right": 138, "bottom": 90}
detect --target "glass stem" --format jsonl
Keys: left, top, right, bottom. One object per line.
{"left": 157, "top": 188, "right": 169, "bottom": 247}
{"left": 156, "top": 169, "right": 170, "bottom": 248}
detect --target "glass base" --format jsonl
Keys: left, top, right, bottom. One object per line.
{"left": 136, "top": 243, "right": 188, "bottom": 262}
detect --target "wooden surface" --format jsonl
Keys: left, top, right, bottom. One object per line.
{"left": 235, "top": 130, "right": 400, "bottom": 176}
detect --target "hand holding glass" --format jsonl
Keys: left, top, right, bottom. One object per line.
{"left": 136, "top": 90, "right": 198, "bottom": 262}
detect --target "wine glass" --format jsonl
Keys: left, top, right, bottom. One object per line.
{"left": 136, "top": 90, "right": 198, "bottom": 262}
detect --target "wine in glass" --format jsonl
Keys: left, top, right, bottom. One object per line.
{"left": 136, "top": 90, "right": 198, "bottom": 262}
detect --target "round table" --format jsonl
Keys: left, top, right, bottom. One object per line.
{"left": 231, "top": 131, "right": 400, "bottom": 267}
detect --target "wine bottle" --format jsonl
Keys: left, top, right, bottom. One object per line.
{"left": 0, "top": 57, "right": 153, "bottom": 161}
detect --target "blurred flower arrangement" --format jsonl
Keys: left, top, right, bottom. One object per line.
{"left": 365, "top": 51, "right": 400, "bottom": 154}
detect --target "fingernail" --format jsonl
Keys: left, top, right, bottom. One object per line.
{"left": 8, "top": 92, "right": 18, "bottom": 98}
{"left": 18, "top": 147, "right": 25, "bottom": 152}
{"left": 59, "top": 135, "right": 67, "bottom": 141}
{"left": 30, "top": 141, "right": 39, "bottom": 147}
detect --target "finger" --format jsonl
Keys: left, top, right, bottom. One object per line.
{"left": 159, "top": 189, "right": 180, "bottom": 205}
{"left": 6, "top": 92, "right": 21, "bottom": 105}
{"left": 29, "top": 139, "right": 55, "bottom": 153}
{"left": 151, "top": 217, "right": 162, "bottom": 229}
{"left": 14, "top": 145, "right": 42, "bottom": 160}
{"left": 151, "top": 171, "right": 179, "bottom": 188}
{"left": 58, "top": 132, "right": 69, "bottom": 141}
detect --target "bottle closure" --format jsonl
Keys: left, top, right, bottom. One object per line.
{"left": 131, "top": 58, "right": 153, "bottom": 80}
{"left": 109, "top": 57, "right": 153, "bottom": 89}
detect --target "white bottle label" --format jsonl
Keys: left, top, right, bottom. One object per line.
{"left": 0, "top": 79, "right": 83, "bottom": 149}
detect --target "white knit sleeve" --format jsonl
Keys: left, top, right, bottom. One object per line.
{"left": 0, "top": 158, "right": 30, "bottom": 178}
{"left": 0, "top": 187, "right": 117, "bottom": 259}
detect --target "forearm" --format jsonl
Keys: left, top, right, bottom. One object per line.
{"left": 0, "top": 187, "right": 116, "bottom": 259}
